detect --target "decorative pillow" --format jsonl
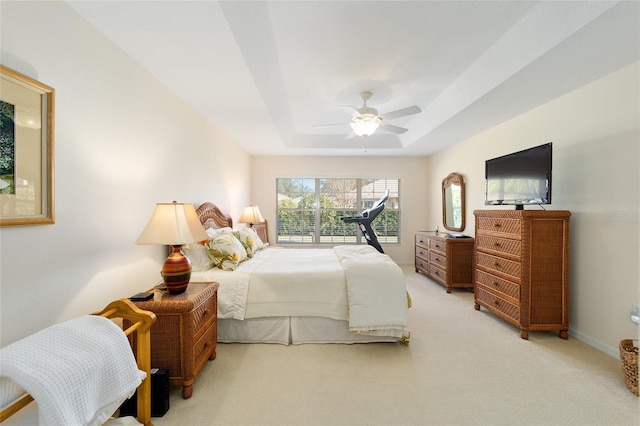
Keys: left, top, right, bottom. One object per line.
{"left": 204, "top": 233, "right": 247, "bottom": 271}
{"left": 232, "top": 227, "right": 265, "bottom": 258}
{"left": 183, "top": 241, "right": 213, "bottom": 271}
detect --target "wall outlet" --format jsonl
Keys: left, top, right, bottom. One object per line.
{"left": 631, "top": 304, "right": 639, "bottom": 325}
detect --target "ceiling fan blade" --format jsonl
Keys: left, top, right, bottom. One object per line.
{"left": 310, "top": 122, "right": 350, "bottom": 129}
{"left": 380, "top": 105, "right": 421, "bottom": 120}
{"left": 381, "top": 123, "right": 408, "bottom": 134}
{"left": 339, "top": 105, "right": 363, "bottom": 118}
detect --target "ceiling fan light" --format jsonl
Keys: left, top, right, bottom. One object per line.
{"left": 350, "top": 115, "right": 381, "bottom": 137}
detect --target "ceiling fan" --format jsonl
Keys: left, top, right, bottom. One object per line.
{"left": 313, "top": 92, "right": 422, "bottom": 138}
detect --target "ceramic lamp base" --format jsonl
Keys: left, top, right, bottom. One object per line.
{"left": 162, "top": 245, "right": 192, "bottom": 294}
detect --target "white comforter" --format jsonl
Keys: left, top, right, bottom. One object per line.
{"left": 192, "top": 245, "right": 409, "bottom": 338}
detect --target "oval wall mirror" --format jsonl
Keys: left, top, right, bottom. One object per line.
{"left": 442, "top": 172, "right": 465, "bottom": 232}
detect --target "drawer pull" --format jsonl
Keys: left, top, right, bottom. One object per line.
{"left": 494, "top": 242, "right": 500, "bottom": 247}
{"left": 203, "top": 308, "right": 211, "bottom": 316}
{"left": 204, "top": 340, "right": 213, "bottom": 348}
{"left": 494, "top": 262, "right": 500, "bottom": 268}
{"left": 492, "top": 281, "right": 499, "bottom": 287}
{"left": 435, "top": 244, "right": 440, "bottom": 248}
{"left": 494, "top": 223, "right": 501, "bottom": 228}
{"left": 493, "top": 300, "right": 501, "bottom": 307}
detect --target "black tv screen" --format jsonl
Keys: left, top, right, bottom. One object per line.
{"left": 485, "top": 143, "right": 552, "bottom": 209}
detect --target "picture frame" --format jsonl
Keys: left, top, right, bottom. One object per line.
{"left": 0, "top": 65, "right": 55, "bottom": 226}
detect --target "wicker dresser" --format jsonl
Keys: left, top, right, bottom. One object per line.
{"left": 473, "top": 210, "right": 571, "bottom": 339}
{"left": 130, "top": 282, "right": 218, "bottom": 399}
{"left": 415, "top": 231, "right": 474, "bottom": 293}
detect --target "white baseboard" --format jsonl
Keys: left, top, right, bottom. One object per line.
{"left": 570, "top": 328, "right": 619, "bottom": 359}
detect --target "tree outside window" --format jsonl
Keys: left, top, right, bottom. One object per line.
{"left": 276, "top": 178, "right": 399, "bottom": 245}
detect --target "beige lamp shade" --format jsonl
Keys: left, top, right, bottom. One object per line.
{"left": 238, "top": 205, "right": 264, "bottom": 225}
{"left": 136, "top": 201, "right": 209, "bottom": 246}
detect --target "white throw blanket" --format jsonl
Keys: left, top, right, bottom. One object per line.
{"left": 334, "top": 245, "right": 410, "bottom": 338}
{"left": 0, "top": 315, "right": 143, "bottom": 426}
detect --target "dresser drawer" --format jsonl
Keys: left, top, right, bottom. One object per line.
{"left": 428, "top": 264, "right": 446, "bottom": 285}
{"left": 193, "top": 322, "right": 216, "bottom": 371}
{"left": 429, "top": 250, "right": 447, "bottom": 268}
{"left": 476, "top": 252, "right": 521, "bottom": 280}
{"left": 476, "top": 287, "right": 520, "bottom": 322}
{"left": 415, "top": 245, "right": 429, "bottom": 261}
{"left": 476, "top": 217, "right": 521, "bottom": 237}
{"left": 415, "top": 257, "right": 429, "bottom": 273}
{"left": 476, "top": 235, "right": 521, "bottom": 258}
{"left": 416, "top": 233, "right": 429, "bottom": 247}
{"left": 192, "top": 294, "right": 216, "bottom": 335}
{"left": 428, "top": 238, "right": 446, "bottom": 254}
{"left": 475, "top": 269, "right": 519, "bottom": 300}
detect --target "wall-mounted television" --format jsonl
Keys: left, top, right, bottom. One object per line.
{"left": 485, "top": 142, "right": 552, "bottom": 210}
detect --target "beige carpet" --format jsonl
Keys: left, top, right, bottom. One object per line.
{"left": 153, "top": 266, "right": 639, "bottom": 425}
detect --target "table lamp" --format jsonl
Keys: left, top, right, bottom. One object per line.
{"left": 136, "top": 201, "right": 209, "bottom": 294}
{"left": 238, "top": 205, "right": 264, "bottom": 228}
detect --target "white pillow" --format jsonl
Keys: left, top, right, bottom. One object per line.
{"left": 183, "top": 242, "right": 213, "bottom": 271}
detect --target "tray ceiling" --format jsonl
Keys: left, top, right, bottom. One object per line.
{"left": 67, "top": 1, "right": 640, "bottom": 156}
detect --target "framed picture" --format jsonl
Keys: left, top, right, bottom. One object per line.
{"left": 0, "top": 65, "right": 54, "bottom": 226}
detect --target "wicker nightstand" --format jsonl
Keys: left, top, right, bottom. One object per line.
{"left": 130, "top": 282, "right": 218, "bottom": 399}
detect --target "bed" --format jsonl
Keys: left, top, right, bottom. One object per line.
{"left": 0, "top": 299, "right": 156, "bottom": 426}
{"left": 189, "top": 202, "right": 410, "bottom": 345}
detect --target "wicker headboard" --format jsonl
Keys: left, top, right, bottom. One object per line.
{"left": 196, "top": 202, "right": 233, "bottom": 230}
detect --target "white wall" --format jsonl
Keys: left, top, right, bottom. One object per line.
{"left": 427, "top": 62, "right": 640, "bottom": 357}
{"left": 250, "top": 156, "right": 429, "bottom": 263}
{"left": 0, "top": 2, "right": 251, "bottom": 345}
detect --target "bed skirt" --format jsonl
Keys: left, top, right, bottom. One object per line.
{"left": 218, "top": 317, "right": 399, "bottom": 345}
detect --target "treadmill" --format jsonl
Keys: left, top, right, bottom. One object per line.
{"left": 341, "top": 189, "right": 389, "bottom": 253}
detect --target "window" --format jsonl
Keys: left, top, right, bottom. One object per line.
{"left": 276, "top": 178, "right": 399, "bottom": 245}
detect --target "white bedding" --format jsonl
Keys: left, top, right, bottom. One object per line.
{"left": 191, "top": 245, "right": 409, "bottom": 340}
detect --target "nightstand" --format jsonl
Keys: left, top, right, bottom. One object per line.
{"left": 129, "top": 282, "right": 218, "bottom": 399}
